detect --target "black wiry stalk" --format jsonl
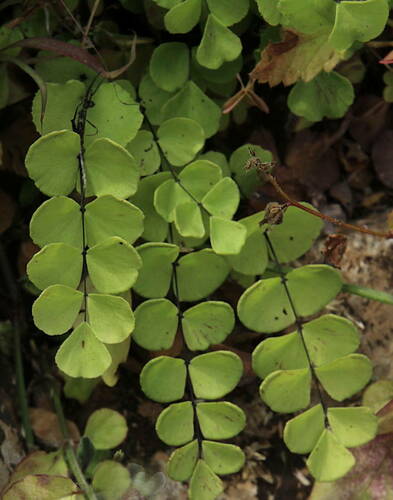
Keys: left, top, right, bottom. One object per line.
{"left": 71, "top": 75, "right": 102, "bottom": 322}
{"left": 264, "top": 232, "right": 329, "bottom": 421}
{"left": 143, "top": 112, "right": 204, "bottom": 457}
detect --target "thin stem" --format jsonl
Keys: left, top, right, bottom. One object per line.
{"left": 366, "top": 40, "right": 393, "bottom": 48}
{"left": 50, "top": 382, "right": 98, "bottom": 500}
{"left": 0, "top": 242, "right": 34, "bottom": 450}
{"left": 342, "top": 283, "right": 393, "bottom": 305}
{"left": 83, "top": 0, "right": 101, "bottom": 45}
{"left": 264, "top": 232, "right": 329, "bottom": 419}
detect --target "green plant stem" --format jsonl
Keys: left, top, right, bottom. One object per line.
{"left": 51, "top": 382, "right": 98, "bottom": 500}
{"left": 0, "top": 242, "right": 34, "bottom": 450}
{"left": 264, "top": 233, "right": 329, "bottom": 420}
{"left": 342, "top": 283, "right": 393, "bottom": 305}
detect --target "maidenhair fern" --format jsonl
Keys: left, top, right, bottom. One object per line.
{"left": 17, "top": 0, "right": 393, "bottom": 497}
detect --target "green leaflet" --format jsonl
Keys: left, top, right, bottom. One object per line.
{"left": 55, "top": 322, "right": 112, "bottom": 378}
{"left": 196, "top": 402, "right": 246, "bottom": 440}
{"left": 165, "top": 0, "right": 202, "bottom": 34}
{"left": 129, "top": 172, "right": 170, "bottom": 242}
{"left": 83, "top": 138, "right": 140, "bottom": 198}
{"left": 189, "top": 351, "right": 243, "bottom": 399}
{"left": 315, "top": 354, "right": 373, "bottom": 401}
{"left": 168, "top": 440, "right": 199, "bottom": 481}
{"left": 25, "top": 130, "right": 80, "bottom": 196}
{"left": 259, "top": 368, "right": 312, "bottom": 413}
{"left": 176, "top": 249, "right": 230, "bottom": 301}
{"left": 138, "top": 74, "right": 174, "bottom": 125}
{"left": 306, "top": 429, "right": 355, "bottom": 482}
{"left": 284, "top": 404, "right": 325, "bottom": 454}
{"left": 182, "top": 301, "right": 235, "bottom": 351}
{"left": 157, "top": 117, "right": 205, "bottom": 166}
{"left": 86, "top": 237, "right": 142, "bottom": 294}
{"left": 87, "top": 293, "right": 135, "bottom": 344}
{"left": 133, "top": 298, "right": 178, "bottom": 350}
{"left": 196, "top": 15, "right": 242, "bottom": 70}
{"left": 162, "top": 81, "right": 221, "bottom": 138}
{"left": 27, "top": 242, "right": 82, "bottom": 290}
{"left": 149, "top": 42, "right": 190, "bottom": 92}
{"left": 174, "top": 202, "right": 205, "bottom": 239}
{"left": 84, "top": 408, "right": 128, "bottom": 450}
{"left": 229, "top": 144, "right": 272, "bottom": 196}
{"left": 126, "top": 130, "right": 161, "bottom": 176}
{"left": 92, "top": 461, "right": 131, "bottom": 500}
{"left": 209, "top": 216, "right": 247, "bottom": 255}
{"left": 156, "top": 402, "right": 194, "bottom": 446}
{"left": 206, "top": 0, "right": 249, "bottom": 27}
{"left": 133, "top": 242, "right": 179, "bottom": 298}
{"left": 140, "top": 356, "right": 187, "bottom": 403}
{"left": 32, "top": 284, "right": 83, "bottom": 335}
{"left": 202, "top": 441, "right": 245, "bottom": 475}
{"left": 329, "top": 0, "right": 389, "bottom": 51}
{"left": 327, "top": 407, "right": 378, "bottom": 448}
{"left": 189, "top": 460, "right": 223, "bottom": 500}
{"left": 288, "top": 72, "right": 354, "bottom": 122}
{"left": 201, "top": 177, "right": 240, "bottom": 219}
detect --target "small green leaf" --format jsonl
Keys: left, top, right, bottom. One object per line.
{"left": 302, "top": 314, "right": 360, "bottom": 366}
{"left": 84, "top": 408, "right": 128, "bottom": 449}
{"left": 277, "top": 0, "right": 335, "bottom": 34}
{"left": 85, "top": 195, "right": 144, "bottom": 247}
{"left": 156, "top": 401, "right": 194, "bottom": 446}
{"left": 154, "top": 179, "right": 192, "bottom": 222}
{"left": 201, "top": 177, "right": 240, "bottom": 219}
{"left": 84, "top": 138, "right": 140, "bottom": 198}
{"left": 175, "top": 202, "right": 205, "bottom": 238}
{"left": 255, "top": 0, "right": 282, "bottom": 25}
{"left": 129, "top": 172, "right": 170, "bottom": 242}
{"left": 288, "top": 72, "right": 354, "bottom": 122}
{"left": 227, "top": 222, "right": 268, "bottom": 276}
{"left": 196, "top": 402, "right": 245, "bottom": 440}
{"left": 189, "top": 351, "right": 243, "bottom": 399}
{"left": 210, "top": 216, "right": 247, "bottom": 255}
{"left": 84, "top": 81, "right": 143, "bottom": 147}
{"left": 327, "top": 407, "right": 378, "bottom": 448}
{"left": 162, "top": 81, "right": 221, "bottom": 138}
{"left": 287, "top": 265, "right": 343, "bottom": 317}
{"left": 133, "top": 298, "right": 178, "bottom": 350}
{"left": 189, "top": 459, "right": 223, "bottom": 500}
{"left": 27, "top": 243, "right": 82, "bottom": 290}
{"left": 32, "top": 80, "right": 85, "bottom": 135}
{"left": 133, "top": 243, "right": 179, "bottom": 298}
{"left": 182, "top": 301, "right": 235, "bottom": 351}
{"left": 206, "top": 0, "right": 249, "bottom": 26}
{"left": 266, "top": 204, "right": 323, "bottom": 262}
{"left": 362, "top": 380, "right": 393, "bottom": 413}
{"left": 55, "top": 322, "right": 111, "bottom": 378}
{"left": 139, "top": 74, "right": 174, "bottom": 125}
{"left": 179, "top": 160, "right": 222, "bottom": 200}
{"left": 329, "top": 0, "right": 389, "bottom": 51}
{"left": 284, "top": 404, "right": 325, "bottom": 454}
{"left": 202, "top": 441, "right": 245, "bottom": 475}
{"left": 126, "top": 130, "right": 161, "bottom": 176}
{"left": 150, "top": 42, "right": 190, "bottom": 92}
{"left": 252, "top": 332, "right": 307, "bottom": 379}
{"left": 260, "top": 368, "right": 311, "bottom": 413}
{"left": 199, "top": 151, "right": 230, "bottom": 176}
{"left": 140, "top": 356, "right": 186, "bottom": 403}
{"left": 164, "top": 0, "right": 202, "bottom": 34}
{"left": 196, "top": 15, "right": 242, "bottom": 70}
{"left": 168, "top": 440, "right": 199, "bottom": 481}
{"left": 177, "top": 249, "right": 230, "bottom": 301}
{"left": 30, "top": 196, "right": 81, "bottom": 248}
{"left": 92, "top": 460, "right": 131, "bottom": 500}
{"left": 237, "top": 277, "right": 294, "bottom": 333}
{"left": 315, "top": 354, "right": 373, "bottom": 401}
{"left": 25, "top": 130, "right": 79, "bottom": 196}
{"left": 229, "top": 144, "right": 272, "bottom": 196}
{"left": 86, "top": 237, "right": 142, "bottom": 294}
{"left": 87, "top": 294, "right": 134, "bottom": 344}
{"left": 157, "top": 117, "right": 205, "bottom": 166}
{"left": 32, "top": 285, "right": 83, "bottom": 335}
{"left": 306, "top": 429, "right": 355, "bottom": 481}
